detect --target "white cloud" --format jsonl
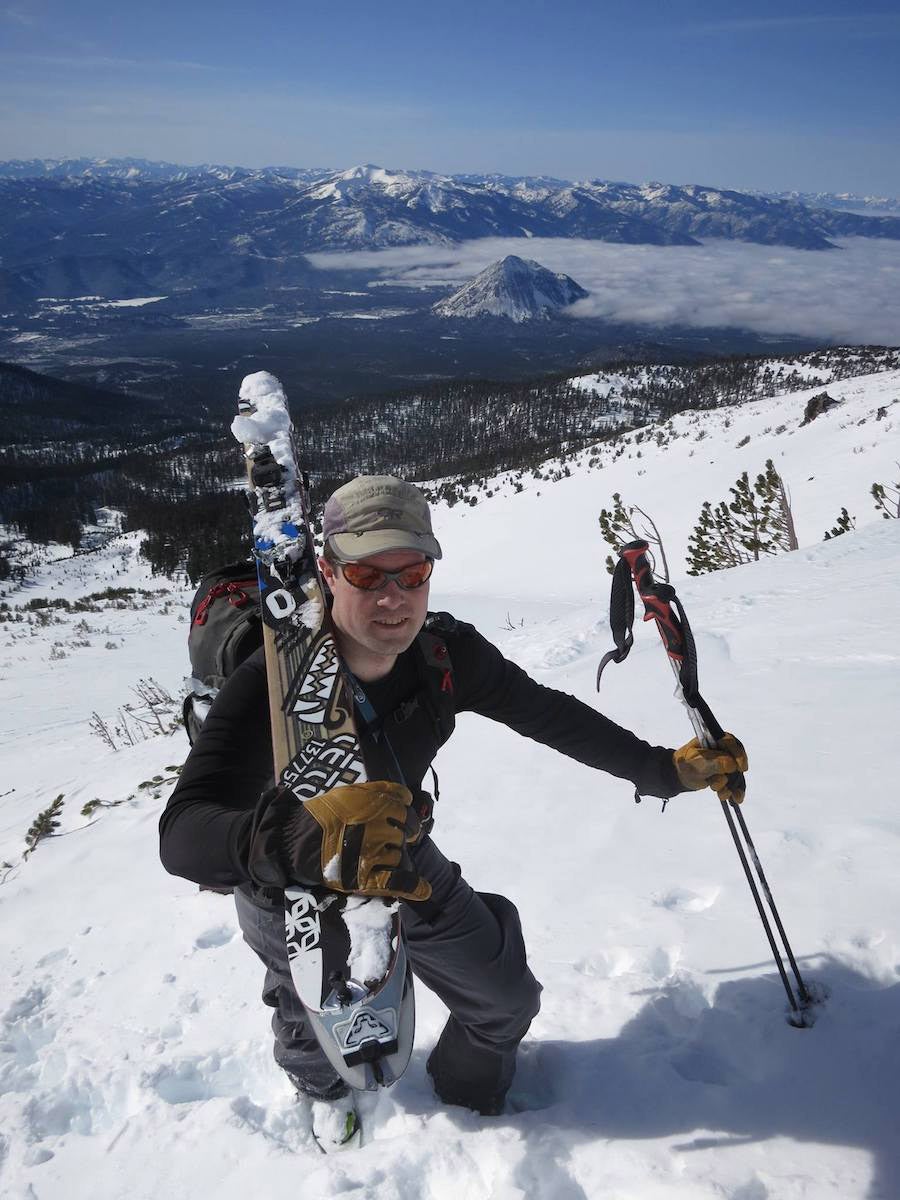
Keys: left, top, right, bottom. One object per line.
{"left": 689, "top": 14, "right": 900, "bottom": 36}
{"left": 310, "top": 237, "right": 900, "bottom": 345}
{"left": 0, "top": 51, "right": 222, "bottom": 71}
{"left": 2, "top": 5, "right": 35, "bottom": 26}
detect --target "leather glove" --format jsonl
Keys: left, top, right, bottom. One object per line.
{"left": 673, "top": 733, "right": 748, "bottom": 804}
{"left": 248, "top": 779, "right": 432, "bottom": 901}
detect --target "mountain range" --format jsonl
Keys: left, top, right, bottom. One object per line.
{"left": 3, "top": 157, "right": 897, "bottom": 215}
{"left": 2, "top": 161, "right": 900, "bottom": 310}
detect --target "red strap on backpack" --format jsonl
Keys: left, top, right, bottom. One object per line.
{"left": 193, "top": 579, "right": 256, "bottom": 626}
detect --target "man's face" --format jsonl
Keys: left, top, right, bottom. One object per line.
{"left": 319, "top": 548, "right": 431, "bottom": 664}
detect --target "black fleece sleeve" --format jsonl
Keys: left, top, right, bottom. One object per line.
{"left": 450, "top": 623, "right": 683, "bottom": 799}
{"left": 159, "top": 648, "right": 274, "bottom": 888}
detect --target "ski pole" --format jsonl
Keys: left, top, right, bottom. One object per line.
{"left": 600, "top": 539, "right": 812, "bottom": 1021}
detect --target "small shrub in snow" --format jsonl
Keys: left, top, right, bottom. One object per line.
{"left": 24, "top": 795, "right": 64, "bottom": 858}
{"left": 89, "top": 712, "right": 118, "bottom": 750}
{"left": 598, "top": 493, "right": 670, "bottom": 580}
{"left": 871, "top": 474, "right": 900, "bottom": 519}
{"left": 824, "top": 509, "right": 856, "bottom": 539}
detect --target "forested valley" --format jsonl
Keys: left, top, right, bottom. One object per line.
{"left": 2, "top": 346, "right": 896, "bottom": 583}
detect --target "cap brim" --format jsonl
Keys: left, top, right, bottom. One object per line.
{"left": 329, "top": 530, "right": 442, "bottom": 562}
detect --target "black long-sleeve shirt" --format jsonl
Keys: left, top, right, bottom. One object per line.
{"left": 159, "top": 616, "right": 683, "bottom": 889}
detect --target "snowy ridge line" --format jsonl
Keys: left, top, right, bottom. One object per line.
{"left": 4, "top": 161, "right": 900, "bottom": 254}
{"left": 420, "top": 363, "right": 900, "bottom": 556}
{"left": 567, "top": 345, "right": 900, "bottom": 407}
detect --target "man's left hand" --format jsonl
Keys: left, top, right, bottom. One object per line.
{"left": 673, "top": 733, "right": 748, "bottom": 804}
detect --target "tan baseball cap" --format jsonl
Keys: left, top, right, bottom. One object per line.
{"left": 323, "top": 475, "right": 442, "bottom": 562}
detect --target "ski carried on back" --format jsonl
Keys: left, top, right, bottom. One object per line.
{"left": 232, "top": 371, "right": 415, "bottom": 1091}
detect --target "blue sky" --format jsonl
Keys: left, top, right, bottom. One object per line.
{"left": 2, "top": 0, "right": 898, "bottom": 193}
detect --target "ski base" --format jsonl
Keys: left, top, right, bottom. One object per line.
{"left": 233, "top": 371, "right": 414, "bottom": 1092}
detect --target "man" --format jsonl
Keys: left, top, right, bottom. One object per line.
{"left": 160, "top": 475, "right": 747, "bottom": 1148}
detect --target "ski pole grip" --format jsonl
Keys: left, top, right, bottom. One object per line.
{"left": 619, "top": 540, "right": 686, "bottom": 662}
{"left": 694, "top": 711, "right": 747, "bottom": 803}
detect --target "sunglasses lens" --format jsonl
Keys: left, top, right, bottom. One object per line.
{"left": 341, "top": 563, "right": 384, "bottom": 589}
{"left": 397, "top": 560, "right": 433, "bottom": 588}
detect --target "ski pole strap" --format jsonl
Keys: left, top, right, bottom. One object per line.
{"left": 621, "top": 540, "right": 700, "bottom": 697}
{"left": 596, "top": 555, "right": 635, "bottom": 688}
{"left": 597, "top": 541, "right": 725, "bottom": 740}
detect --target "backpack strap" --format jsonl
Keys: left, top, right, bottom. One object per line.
{"left": 192, "top": 577, "right": 257, "bottom": 627}
{"left": 417, "top": 630, "right": 455, "bottom": 698}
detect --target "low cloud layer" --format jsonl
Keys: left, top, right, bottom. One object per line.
{"left": 310, "top": 237, "right": 900, "bottom": 346}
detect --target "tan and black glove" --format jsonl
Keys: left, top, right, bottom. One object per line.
{"left": 248, "top": 780, "right": 431, "bottom": 902}
{"left": 673, "top": 733, "right": 748, "bottom": 805}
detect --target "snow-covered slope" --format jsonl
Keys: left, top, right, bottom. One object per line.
{"left": 432, "top": 255, "right": 588, "bottom": 321}
{"left": 440, "top": 365, "right": 900, "bottom": 592}
{"left": 1, "top": 366, "right": 899, "bottom": 1199}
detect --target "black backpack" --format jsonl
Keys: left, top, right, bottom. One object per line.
{"left": 183, "top": 559, "right": 263, "bottom": 743}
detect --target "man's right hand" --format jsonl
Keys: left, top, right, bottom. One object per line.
{"left": 248, "top": 779, "right": 432, "bottom": 902}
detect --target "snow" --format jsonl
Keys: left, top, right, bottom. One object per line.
{"left": 103, "top": 297, "right": 167, "bottom": 309}
{"left": 232, "top": 371, "right": 306, "bottom": 554}
{"left": 1, "top": 364, "right": 899, "bottom": 1197}
{"left": 343, "top": 897, "right": 398, "bottom": 985}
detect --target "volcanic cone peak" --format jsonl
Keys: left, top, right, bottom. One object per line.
{"left": 433, "top": 254, "right": 589, "bottom": 321}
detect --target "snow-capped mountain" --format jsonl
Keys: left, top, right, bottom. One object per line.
{"left": 763, "top": 189, "right": 900, "bottom": 217}
{"left": 0, "top": 157, "right": 333, "bottom": 184}
{"left": 433, "top": 255, "right": 588, "bottom": 321}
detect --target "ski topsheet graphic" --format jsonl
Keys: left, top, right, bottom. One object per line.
{"left": 232, "top": 371, "right": 414, "bottom": 1090}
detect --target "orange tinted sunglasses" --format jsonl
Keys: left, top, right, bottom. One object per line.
{"left": 338, "top": 559, "right": 434, "bottom": 591}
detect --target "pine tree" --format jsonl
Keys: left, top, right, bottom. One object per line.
{"left": 686, "top": 501, "right": 725, "bottom": 574}
{"left": 726, "top": 471, "right": 772, "bottom": 560}
{"left": 824, "top": 508, "right": 856, "bottom": 539}
{"left": 686, "top": 461, "right": 798, "bottom": 575}
{"left": 754, "top": 459, "right": 798, "bottom": 551}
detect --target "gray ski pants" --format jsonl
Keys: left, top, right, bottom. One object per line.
{"left": 234, "top": 837, "right": 542, "bottom": 1108}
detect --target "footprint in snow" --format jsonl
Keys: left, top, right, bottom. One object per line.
{"left": 730, "top": 1179, "right": 770, "bottom": 1200}
{"left": 647, "top": 945, "right": 682, "bottom": 981}
{"left": 652, "top": 886, "right": 720, "bottom": 914}
{"left": 3, "top": 985, "right": 48, "bottom": 1023}
{"left": 146, "top": 1054, "right": 245, "bottom": 1104}
{"left": 193, "top": 926, "right": 235, "bottom": 951}
{"left": 507, "top": 1042, "right": 563, "bottom": 1113}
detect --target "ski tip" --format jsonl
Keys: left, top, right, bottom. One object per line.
{"left": 232, "top": 373, "right": 292, "bottom": 445}
{"left": 238, "top": 371, "right": 287, "bottom": 402}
